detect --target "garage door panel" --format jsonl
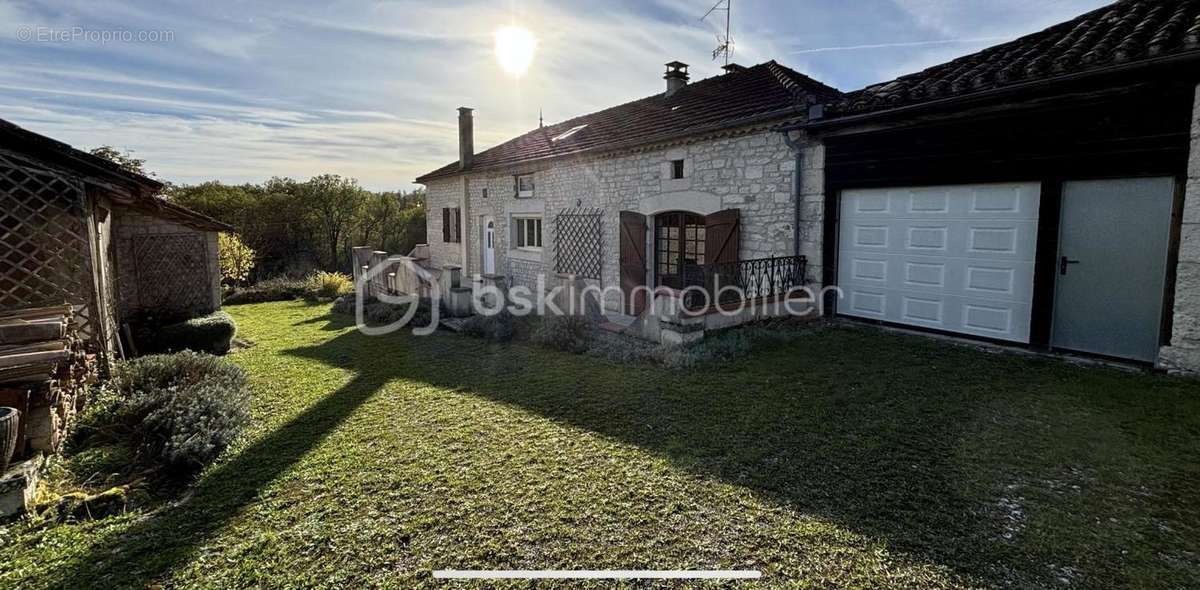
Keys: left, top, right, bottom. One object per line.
{"left": 900, "top": 294, "right": 944, "bottom": 326}
{"left": 847, "top": 255, "right": 889, "bottom": 284}
{"left": 904, "top": 259, "right": 946, "bottom": 289}
{"left": 839, "top": 182, "right": 1040, "bottom": 343}
{"left": 846, "top": 288, "right": 888, "bottom": 317}
{"left": 842, "top": 254, "right": 1033, "bottom": 301}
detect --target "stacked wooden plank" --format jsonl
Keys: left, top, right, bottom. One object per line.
{"left": 0, "top": 306, "right": 97, "bottom": 459}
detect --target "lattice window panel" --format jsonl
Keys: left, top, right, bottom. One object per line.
{"left": 0, "top": 153, "right": 98, "bottom": 338}
{"left": 132, "top": 234, "right": 212, "bottom": 315}
{"left": 554, "top": 207, "right": 603, "bottom": 280}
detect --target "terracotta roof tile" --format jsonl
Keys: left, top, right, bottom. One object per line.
{"left": 830, "top": 0, "right": 1200, "bottom": 117}
{"left": 416, "top": 61, "right": 841, "bottom": 183}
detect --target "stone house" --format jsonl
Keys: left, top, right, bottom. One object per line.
{"left": 417, "top": 61, "right": 836, "bottom": 331}
{"left": 417, "top": 0, "right": 1200, "bottom": 371}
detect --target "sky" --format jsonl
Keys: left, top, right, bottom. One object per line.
{"left": 0, "top": 0, "right": 1112, "bottom": 191}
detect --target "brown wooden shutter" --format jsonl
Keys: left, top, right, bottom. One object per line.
{"left": 442, "top": 208, "right": 450, "bottom": 242}
{"left": 452, "top": 208, "right": 462, "bottom": 243}
{"left": 619, "top": 210, "right": 647, "bottom": 315}
{"left": 705, "top": 208, "right": 740, "bottom": 265}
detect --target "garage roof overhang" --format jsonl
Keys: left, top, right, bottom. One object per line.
{"left": 779, "top": 52, "right": 1200, "bottom": 138}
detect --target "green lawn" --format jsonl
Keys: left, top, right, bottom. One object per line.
{"left": 3, "top": 300, "right": 1199, "bottom": 588}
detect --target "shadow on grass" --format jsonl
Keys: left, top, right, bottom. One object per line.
{"left": 45, "top": 309, "right": 1200, "bottom": 588}
{"left": 44, "top": 314, "right": 387, "bottom": 588}
{"left": 280, "top": 313, "right": 1200, "bottom": 587}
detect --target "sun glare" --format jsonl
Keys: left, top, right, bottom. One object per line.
{"left": 494, "top": 26, "right": 537, "bottom": 77}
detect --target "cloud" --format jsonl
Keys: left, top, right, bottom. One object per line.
{"left": 0, "top": 0, "right": 1115, "bottom": 190}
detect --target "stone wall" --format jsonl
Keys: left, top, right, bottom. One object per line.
{"left": 425, "top": 177, "right": 464, "bottom": 267}
{"left": 113, "top": 206, "right": 221, "bottom": 319}
{"left": 1160, "top": 84, "right": 1200, "bottom": 372}
{"left": 796, "top": 138, "right": 825, "bottom": 286}
{"left": 422, "top": 125, "right": 821, "bottom": 312}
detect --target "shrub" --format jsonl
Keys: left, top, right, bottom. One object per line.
{"left": 334, "top": 296, "right": 435, "bottom": 330}
{"left": 114, "top": 352, "right": 250, "bottom": 475}
{"left": 218, "top": 232, "right": 256, "bottom": 286}
{"left": 531, "top": 314, "right": 594, "bottom": 354}
{"left": 461, "top": 312, "right": 517, "bottom": 343}
{"left": 364, "top": 301, "right": 408, "bottom": 325}
{"left": 305, "top": 271, "right": 353, "bottom": 300}
{"left": 652, "top": 328, "right": 795, "bottom": 369}
{"left": 584, "top": 326, "right": 798, "bottom": 369}
{"left": 143, "top": 310, "right": 238, "bottom": 355}
{"left": 223, "top": 276, "right": 308, "bottom": 305}
{"left": 586, "top": 334, "right": 661, "bottom": 365}
{"left": 331, "top": 294, "right": 356, "bottom": 315}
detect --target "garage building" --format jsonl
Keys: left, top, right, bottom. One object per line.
{"left": 791, "top": 0, "right": 1200, "bottom": 368}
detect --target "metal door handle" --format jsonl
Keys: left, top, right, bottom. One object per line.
{"left": 1060, "top": 256, "right": 1080, "bottom": 275}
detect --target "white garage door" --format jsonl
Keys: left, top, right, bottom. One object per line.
{"left": 837, "top": 183, "right": 1041, "bottom": 343}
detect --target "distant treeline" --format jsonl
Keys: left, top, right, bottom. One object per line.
{"left": 167, "top": 175, "right": 425, "bottom": 279}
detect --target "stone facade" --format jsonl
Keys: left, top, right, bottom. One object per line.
{"left": 1160, "top": 83, "right": 1200, "bottom": 372}
{"left": 426, "top": 177, "right": 465, "bottom": 267}
{"left": 423, "top": 125, "right": 822, "bottom": 312}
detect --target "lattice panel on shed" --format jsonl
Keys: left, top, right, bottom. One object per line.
{"left": 132, "top": 234, "right": 212, "bottom": 315}
{"left": 0, "top": 153, "right": 97, "bottom": 338}
{"left": 554, "top": 208, "right": 603, "bottom": 280}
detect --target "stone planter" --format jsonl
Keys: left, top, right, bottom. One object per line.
{"left": 0, "top": 407, "right": 18, "bottom": 475}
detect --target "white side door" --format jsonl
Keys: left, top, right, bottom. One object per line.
{"left": 837, "top": 182, "right": 1041, "bottom": 343}
{"left": 482, "top": 218, "right": 495, "bottom": 274}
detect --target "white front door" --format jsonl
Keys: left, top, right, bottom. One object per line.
{"left": 483, "top": 218, "right": 496, "bottom": 274}
{"left": 837, "top": 182, "right": 1041, "bottom": 343}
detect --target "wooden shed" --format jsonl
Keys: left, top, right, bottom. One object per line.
{"left": 0, "top": 117, "right": 232, "bottom": 366}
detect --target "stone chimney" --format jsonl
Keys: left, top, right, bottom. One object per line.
{"left": 457, "top": 107, "right": 474, "bottom": 170}
{"left": 664, "top": 61, "right": 689, "bottom": 97}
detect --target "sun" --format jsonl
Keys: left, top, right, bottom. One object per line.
{"left": 494, "top": 26, "right": 537, "bottom": 77}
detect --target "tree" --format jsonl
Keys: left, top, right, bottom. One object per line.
{"left": 163, "top": 177, "right": 424, "bottom": 280}
{"left": 218, "top": 233, "right": 256, "bottom": 286}
{"left": 300, "top": 174, "right": 366, "bottom": 271}
{"left": 89, "top": 145, "right": 153, "bottom": 176}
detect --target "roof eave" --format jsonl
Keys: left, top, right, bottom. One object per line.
{"left": 787, "top": 50, "right": 1200, "bottom": 133}
{"left": 0, "top": 118, "right": 163, "bottom": 196}
{"left": 135, "top": 197, "right": 236, "bottom": 232}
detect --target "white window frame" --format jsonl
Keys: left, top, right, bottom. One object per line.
{"left": 516, "top": 174, "right": 535, "bottom": 198}
{"left": 513, "top": 215, "right": 543, "bottom": 251}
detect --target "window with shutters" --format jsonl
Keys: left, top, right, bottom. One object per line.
{"left": 441, "top": 207, "right": 461, "bottom": 243}
{"left": 514, "top": 215, "right": 542, "bottom": 250}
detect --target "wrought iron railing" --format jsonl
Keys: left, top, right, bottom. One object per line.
{"left": 681, "top": 255, "right": 807, "bottom": 309}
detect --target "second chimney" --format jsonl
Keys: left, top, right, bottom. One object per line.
{"left": 458, "top": 107, "right": 474, "bottom": 170}
{"left": 664, "top": 61, "right": 689, "bottom": 97}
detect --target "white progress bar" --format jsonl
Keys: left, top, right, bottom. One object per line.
{"left": 433, "top": 570, "right": 761, "bottom": 580}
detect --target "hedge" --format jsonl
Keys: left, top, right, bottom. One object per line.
{"left": 142, "top": 310, "right": 238, "bottom": 355}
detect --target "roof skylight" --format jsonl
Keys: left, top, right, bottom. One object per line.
{"left": 551, "top": 124, "right": 588, "bottom": 142}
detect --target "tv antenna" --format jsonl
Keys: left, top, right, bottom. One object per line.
{"left": 701, "top": 0, "right": 733, "bottom": 65}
